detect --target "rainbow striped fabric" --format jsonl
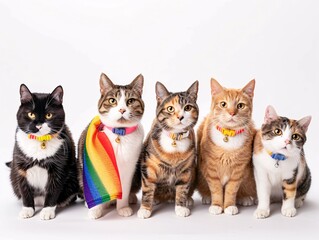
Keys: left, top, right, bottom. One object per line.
{"left": 83, "top": 116, "right": 122, "bottom": 209}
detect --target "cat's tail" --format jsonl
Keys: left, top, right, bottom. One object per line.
{"left": 5, "top": 161, "right": 12, "bottom": 168}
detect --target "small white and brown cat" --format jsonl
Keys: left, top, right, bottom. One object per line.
{"left": 253, "top": 105, "right": 311, "bottom": 218}
{"left": 197, "top": 78, "right": 257, "bottom": 215}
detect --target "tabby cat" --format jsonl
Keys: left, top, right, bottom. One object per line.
{"left": 137, "top": 81, "right": 199, "bottom": 219}
{"left": 197, "top": 78, "right": 257, "bottom": 215}
{"left": 253, "top": 105, "right": 311, "bottom": 218}
{"left": 78, "top": 73, "right": 144, "bottom": 219}
{"left": 8, "top": 84, "right": 79, "bottom": 220}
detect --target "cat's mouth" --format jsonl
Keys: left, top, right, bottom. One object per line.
{"left": 117, "top": 117, "right": 129, "bottom": 123}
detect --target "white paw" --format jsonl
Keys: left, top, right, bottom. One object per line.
{"left": 40, "top": 206, "right": 56, "bottom": 220}
{"left": 117, "top": 207, "right": 133, "bottom": 217}
{"left": 281, "top": 207, "right": 297, "bottom": 217}
{"left": 224, "top": 206, "right": 239, "bottom": 215}
{"left": 88, "top": 206, "right": 103, "bottom": 219}
{"left": 186, "top": 197, "right": 194, "bottom": 208}
{"left": 237, "top": 197, "right": 254, "bottom": 206}
{"left": 137, "top": 208, "right": 152, "bottom": 219}
{"left": 254, "top": 208, "right": 270, "bottom": 219}
{"left": 175, "top": 206, "right": 190, "bottom": 217}
{"left": 209, "top": 205, "right": 223, "bottom": 215}
{"left": 202, "top": 196, "right": 211, "bottom": 205}
{"left": 129, "top": 193, "right": 138, "bottom": 204}
{"left": 19, "top": 207, "right": 35, "bottom": 219}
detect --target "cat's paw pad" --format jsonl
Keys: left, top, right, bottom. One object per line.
{"left": 209, "top": 205, "right": 223, "bottom": 215}
{"left": 137, "top": 208, "right": 152, "bottom": 219}
{"left": 19, "top": 207, "right": 35, "bottom": 219}
{"left": 186, "top": 197, "right": 194, "bottom": 208}
{"left": 88, "top": 207, "right": 103, "bottom": 219}
{"left": 281, "top": 207, "right": 297, "bottom": 217}
{"left": 254, "top": 208, "right": 270, "bottom": 219}
{"left": 202, "top": 196, "right": 211, "bottom": 205}
{"left": 117, "top": 207, "right": 133, "bottom": 217}
{"left": 224, "top": 206, "right": 239, "bottom": 215}
{"left": 40, "top": 207, "right": 56, "bottom": 220}
{"left": 129, "top": 193, "right": 138, "bottom": 204}
{"left": 237, "top": 197, "right": 254, "bottom": 206}
{"left": 175, "top": 206, "right": 190, "bottom": 217}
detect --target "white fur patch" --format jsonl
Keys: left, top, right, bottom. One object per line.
{"left": 137, "top": 207, "right": 152, "bottom": 219}
{"left": 40, "top": 206, "right": 56, "bottom": 220}
{"left": 211, "top": 127, "right": 247, "bottom": 150}
{"left": 159, "top": 131, "right": 191, "bottom": 153}
{"left": 254, "top": 208, "right": 270, "bottom": 219}
{"left": 117, "top": 206, "right": 133, "bottom": 217}
{"left": 175, "top": 206, "right": 190, "bottom": 217}
{"left": 88, "top": 205, "right": 104, "bottom": 219}
{"left": 16, "top": 129, "right": 63, "bottom": 160}
{"left": 224, "top": 205, "right": 239, "bottom": 215}
{"left": 209, "top": 205, "right": 223, "bottom": 215}
{"left": 26, "top": 165, "right": 48, "bottom": 191}
{"left": 19, "top": 207, "right": 35, "bottom": 219}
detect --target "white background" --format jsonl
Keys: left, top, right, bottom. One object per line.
{"left": 0, "top": 0, "right": 318, "bottom": 239}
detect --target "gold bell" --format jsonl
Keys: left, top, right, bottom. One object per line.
{"left": 41, "top": 141, "right": 47, "bottom": 149}
{"left": 115, "top": 136, "right": 120, "bottom": 143}
{"left": 171, "top": 140, "right": 177, "bottom": 147}
{"left": 223, "top": 136, "right": 229, "bottom": 142}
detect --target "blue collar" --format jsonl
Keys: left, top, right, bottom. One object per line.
{"left": 268, "top": 151, "right": 287, "bottom": 168}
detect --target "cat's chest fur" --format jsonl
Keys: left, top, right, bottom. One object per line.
{"left": 16, "top": 129, "right": 63, "bottom": 161}
{"left": 26, "top": 165, "right": 48, "bottom": 191}
{"left": 159, "top": 132, "right": 191, "bottom": 153}
{"left": 210, "top": 127, "right": 247, "bottom": 150}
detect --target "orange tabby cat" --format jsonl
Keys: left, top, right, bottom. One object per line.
{"left": 197, "top": 78, "right": 257, "bottom": 215}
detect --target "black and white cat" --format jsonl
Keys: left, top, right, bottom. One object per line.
{"left": 7, "top": 84, "right": 79, "bottom": 220}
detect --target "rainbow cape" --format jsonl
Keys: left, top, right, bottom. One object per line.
{"left": 83, "top": 116, "right": 122, "bottom": 209}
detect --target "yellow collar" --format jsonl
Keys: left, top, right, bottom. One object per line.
{"left": 216, "top": 126, "right": 245, "bottom": 142}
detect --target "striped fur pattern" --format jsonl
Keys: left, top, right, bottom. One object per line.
{"left": 137, "top": 81, "right": 199, "bottom": 218}
{"left": 78, "top": 73, "right": 145, "bottom": 219}
{"left": 197, "top": 78, "right": 257, "bottom": 215}
{"left": 253, "top": 105, "right": 311, "bottom": 218}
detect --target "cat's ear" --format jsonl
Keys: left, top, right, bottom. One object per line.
{"left": 100, "top": 73, "right": 114, "bottom": 95}
{"left": 50, "top": 86, "right": 64, "bottom": 104}
{"left": 129, "top": 74, "right": 144, "bottom": 96}
{"left": 155, "top": 81, "right": 170, "bottom": 103}
{"left": 210, "top": 78, "right": 224, "bottom": 95}
{"left": 298, "top": 116, "right": 312, "bottom": 133}
{"left": 264, "top": 105, "right": 278, "bottom": 124}
{"left": 20, "top": 84, "right": 33, "bottom": 104}
{"left": 187, "top": 80, "right": 199, "bottom": 101}
{"left": 242, "top": 79, "right": 255, "bottom": 98}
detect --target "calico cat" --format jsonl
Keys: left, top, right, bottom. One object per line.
{"left": 137, "top": 81, "right": 199, "bottom": 219}
{"left": 78, "top": 73, "right": 144, "bottom": 219}
{"left": 253, "top": 105, "right": 311, "bottom": 218}
{"left": 197, "top": 78, "right": 257, "bottom": 215}
{"left": 8, "top": 84, "right": 79, "bottom": 220}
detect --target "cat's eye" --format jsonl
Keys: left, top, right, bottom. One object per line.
{"left": 237, "top": 103, "right": 245, "bottom": 109}
{"left": 292, "top": 134, "right": 301, "bottom": 141}
{"left": 184, "top": 105, "right": 192, "bottom": 112}
{"left": 220, "top": 101, "right": 227, "bottom": 108}
{"left": 45, "top": 113, "right": 53, "bottom": 119}
{"left": 127, "top": 98, "right": 135, "bottom": 105}
{"left": 28, "top": 112, "right": 36, "bottom": 120}
{"left": 274, "top": 129, "right": 283, "bottom": 136}
{"left": 108, "top": 98, "right": 117, "bottom": 105}
{"left": 167, "top": 106, "right": 175, "bottom": 113}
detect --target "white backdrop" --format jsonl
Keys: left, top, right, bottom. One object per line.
{"left": 1, "top": 0, "right": 318, "bottom": 239}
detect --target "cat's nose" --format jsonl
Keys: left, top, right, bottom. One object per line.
{"left": 36, "top": 125, "right": 42, "bottom": 130}
{"left": 178, "top": 116, "right": 184, "bottom": 121}
{"left": 119, "top": 109, "right": 126, "bottom": 114}
{"left": 229, "top": 112, "right": 236, "bottom": 116}
{"left": 285, "top": 139, "right": 291, "bottom": 145}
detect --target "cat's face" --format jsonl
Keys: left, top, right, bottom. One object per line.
{"left": 156, "top": 81, "right": 199, "bottom": 131}
{"left": 210, "top": 79, "right": 255, "bottom": 128}
{"left": 17, "top": 84, "right": 65, "bottom": 135}
{"left": 261, "top": 105, "right": 311, "bottom": 157}
{"left": 98, "top": 73, "right": 144, "bottom": 127}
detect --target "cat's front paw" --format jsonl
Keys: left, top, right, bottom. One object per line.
{"left": 209, "top": 205, "right": 223, "bottom": 215}
{"left": 254, "top": 208, "right": 270, "bottom": 219}
{"left": 137, "top": 208, "right": 152, "bottom": 219}
{"left": 175, "top": 206, "right": 190, "bottom": 217}
{"left": 202, "top": 196, "right": 211, "bottom": 205}
{"left": 40, "top": 206, "right": 56, "bottom": 220}
{"left": 88, "top": 206, "right": 103, "bottom": 219}
{"left": 281, "top": 207, "right": 297, "bottom": 217}
{"left": 19, "top": 207, "right": 35, "bottom": 219}
{"left": 224, "top": 206, "right": 239, "bottom": 215}
{"left": 117, "top": 207, "right": 133, "bottom": 217}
